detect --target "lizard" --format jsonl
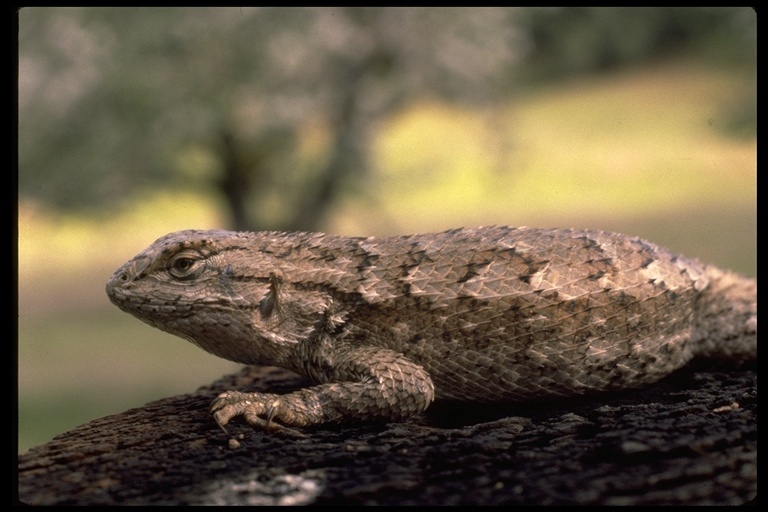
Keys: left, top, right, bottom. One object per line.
{"left": 106, "top": 226, "right": 756, "bottom": 432}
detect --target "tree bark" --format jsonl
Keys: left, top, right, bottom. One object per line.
{"left": 17, "top": 362, "right": 756, "bottom": 505}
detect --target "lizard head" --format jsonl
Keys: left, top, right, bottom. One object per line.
{"left": 106, "top": 230, "right": 333, "bottom": 367}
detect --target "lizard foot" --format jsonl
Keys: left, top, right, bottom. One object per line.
{"left": 210, "top": 391, "right": 304, "bottom": 436}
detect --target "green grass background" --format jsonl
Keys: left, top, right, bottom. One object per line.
{"left": 18, "top": 61, "right": 755, "bottom": 453}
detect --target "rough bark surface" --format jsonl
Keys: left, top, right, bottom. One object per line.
{"left": 17, "top": 362, "right": 756, "bottom": 506}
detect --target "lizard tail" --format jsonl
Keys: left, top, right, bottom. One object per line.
{"left": 693, "top": 266, "right": 756, "bottom": 362}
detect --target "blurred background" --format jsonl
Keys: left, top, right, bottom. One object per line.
{"left": 18, "top": 7, "right": 755, "bottom": 453}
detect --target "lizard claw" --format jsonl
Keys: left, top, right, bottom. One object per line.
{"left": 210, "top": 391, "right": 305, "bottom": 437}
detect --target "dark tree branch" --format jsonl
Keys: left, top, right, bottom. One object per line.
{"left": 17, "top": 362, "right": 756, "bottom": 505}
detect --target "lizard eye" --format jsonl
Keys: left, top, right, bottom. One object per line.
{"left": 167, "top": 251, "right": 206, "bottom": 279}
{"left": 174, "top": 258, "right": 194, "bottom": 271}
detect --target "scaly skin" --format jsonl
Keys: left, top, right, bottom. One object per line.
{"left": 106, "top": 226, "right": 756, "bottom": 430}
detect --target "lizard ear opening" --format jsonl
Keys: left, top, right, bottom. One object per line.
{"left": 259, "top": 273, "right": 281, "bottom": 319}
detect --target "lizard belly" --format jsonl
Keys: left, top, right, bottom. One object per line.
{"left": 417, "top": 330, "right": 694, "bottom": 403}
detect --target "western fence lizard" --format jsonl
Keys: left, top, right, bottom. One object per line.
{"left": 106, "top": 226, "right": 756, "bottom": 431}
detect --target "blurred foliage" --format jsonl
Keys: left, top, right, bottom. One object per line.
{"left": 515, "top": 7, "right": 756, "bottom": 140}
{"left": 18, "top": 7, "right": 520, "bottom": 231}
{"left": 516, "top": 7, "right": 755, "bottom": 80}
{"left": 18, "top": 7, "right": 755, "bottom": 231}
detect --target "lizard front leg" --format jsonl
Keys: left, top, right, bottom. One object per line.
{"left": 210, "top": 346, "right": 436, "bottom": 430}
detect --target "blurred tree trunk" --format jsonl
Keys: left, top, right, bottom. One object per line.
{"left": 285, "top": 60, "right": 371, "bottom": 233}
{"left": 214, "top": 59, "right": 371, "bottom": 233}
{"left": 217, "top": 49, "right": 394, "bottom": 234}
{"left": 218, "top": 131, "right": 251, "bottom": 232}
